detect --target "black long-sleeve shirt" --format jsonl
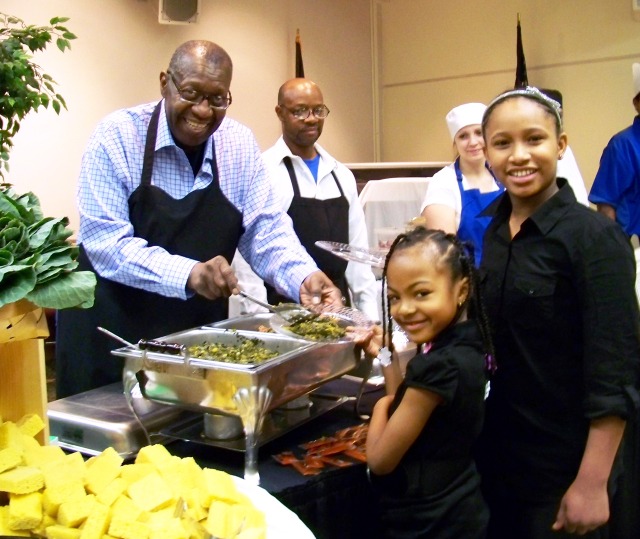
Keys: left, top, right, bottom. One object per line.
{"left": 479, "top": 178, "right": 640, "bottom": 501}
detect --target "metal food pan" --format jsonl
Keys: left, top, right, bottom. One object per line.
{"left": 112, "top": 326, "right": 359, "bottom": 416}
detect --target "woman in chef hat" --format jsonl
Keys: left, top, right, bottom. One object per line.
{"left": 419, "top": 102, "right": 503, "bottom": 265}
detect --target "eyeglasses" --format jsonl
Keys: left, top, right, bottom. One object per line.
{"left": 282, "top": 105, "right": 330, "bottom": 120}
{"left": 167, "top": 71, "right": 232, "bottom": 111}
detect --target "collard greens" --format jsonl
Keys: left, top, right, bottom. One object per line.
{"left": 0, "top": 184, "right": 96, "bottom": 309}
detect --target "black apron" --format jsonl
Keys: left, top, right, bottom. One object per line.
{"left": 56, "top": 102, "right": 243, "bottom": 398}
{"left": 266, "top": 156, "right": 350, "bottom": 306}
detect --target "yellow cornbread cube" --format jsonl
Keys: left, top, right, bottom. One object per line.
{"left": 85, "top": 448, "right": 124, "bottom": 495}
{"left": 45, "top": 524, "right": 82, "bottom": 539}
{"left": 183, "top": 488, "right": 208, "bottom": 521}
{"left": 42, "top": 479, "right": 86, "bottom": 517}
{"left": 23, "top": 443, "right": 66, "bottom": 468}
{"left": 134, "top": 444, "right": 173, "bottom": 469}
{"left": 0, "top": 506, "right": 30, "bottom": 536}
{"left": 110, "top": 494, "right": 143, "bottom": 523}
{"left": 44, "top": 451, "right": 86, "bottom": 489}
{"left": 159, "top": 456, "right": 205, "bottom": 499}
{"left": 0, "top": 421, "right": 24, "bottom": 452}
{"left": 17, "top": 413, "right": 45, "bottom": 438}
{"left": 108, "top": 516, "right": 151, "bottom": 539}
{"left": 201, "top": 468, "right": 244, "bottom": 506}
{"left": 148, "top": 517, "right": 189, "bottom": 539}
{"left": 8, "top": 491, "right": 43, "bottom": 530}
{"left": 205, "top": 500, "right": 233, "bottom": 539}
{"left": 119, "top": 462, "right": 155, "bottom": 485}
{"left": 31, "top": 512, "right": 56, "bottom": 537}
{"left": 58, "top": 493, "right": 96, "bottom": 528}
{"left": 0, "top": 465, "right": 44, "bottom": 493}
{"left": 0, "top": 446, "right": 23, "bottom": 473}
{"left": 96, "top": 477, "right": 127, "bottom": 507}
{"left": 20, "top": 433, "right": 41, "bottom": 453}
{"left": 127, "top": 471, "right": 174, "bottom": 512}
{"left": 79, "top": 502, "right": 111, "bottom": 539}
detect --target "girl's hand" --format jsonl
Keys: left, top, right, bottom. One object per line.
{"left": 552, "top": 477, "right": 609, "bottom": 534}
{"left": 347, "top": 323, "right": 384, "bottom": 358}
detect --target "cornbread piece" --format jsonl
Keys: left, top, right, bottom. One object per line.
{"left": 42, "top": 480, "right": 86, "bottom": 517}
{"left": 108, "top": 516, "right": 151, "bottom": 539}
{"left": 0, "top": 446, "right": 22, "bottom": 473}
{"left": 79, "top": 502, "right": 111, "bottom": 539}
{"left": 134, "top": 444, "right": 173, "bottom": 469}
{"left": 17, "top": 413, "right": 46, "bottom": 437}
{"left": 119, "top": 462, "right": 155, "bottom": 485}
{"left": 8, "top": 491, "right": 43, "bottom": 530}
{"left": 44, "top": 452, "right": 86, "bottom": 488}
{"left": 0, "top": 421, "right": 23, "bottom": 452}
{"left": 96, "top": 477, "right": 127, "bottom": 507}
{"left": 20, "top": 433, "right": 41, "bottom": 453}
{"left": 0, "top": 506, "right": 29, "bottom": 536}
{"left": 127, "top": 471, "right": 174, "bottom": 512}
{"left": 57, "top": 493, "right": 96, "bottom": 527}
{"left": 0, "top": 465, "right": 44, "bottom": 493}
{"left": 148, "top": 517, "right": 189, "bottom": 539}
{"left": 23, "top": 443, "right": 66, "bottom": 468}
{"left": 85, "top": 447, "right": 124, "bottom": 494}
{"left": 31, "top": 512, "right": 56, "bottom": 537}
{"left": 183, "top": 488, "right": 207, "bottom": 521}
{"left": 201, "top": 468, "right": 244, "bottom": 507}
{"left": 110, "top": 494, "right": 143, "bottom": 523}
{"left": 205, "top": 500, "right": 232, "bottom": 538}
{"left": 45, "top": 524, "right": 82, "bottom": 539}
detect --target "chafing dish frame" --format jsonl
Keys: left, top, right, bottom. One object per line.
{"left": 112, "top": 325, "right": 360, "bottom": 484}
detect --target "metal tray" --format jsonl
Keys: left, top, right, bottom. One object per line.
{"left": 112, "top": 326, "right": 359, "bottom": 416}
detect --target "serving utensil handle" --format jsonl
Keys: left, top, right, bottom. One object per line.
{"left": 238, "top": 291, "right": 276, "bottom": 313}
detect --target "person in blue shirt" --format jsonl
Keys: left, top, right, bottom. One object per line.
{"left": 55, "top": 40, "right": 341, "bottom": 398}
{"left": 589, "top": 62, "right": 640, "bottom": 238}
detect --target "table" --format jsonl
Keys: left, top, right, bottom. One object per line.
{"left": 168, "top": 378, "right": 386, "bottom": 539}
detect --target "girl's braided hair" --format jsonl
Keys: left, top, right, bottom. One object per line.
{"left": 380, "top": 226, "right": 496, "bottom": 373}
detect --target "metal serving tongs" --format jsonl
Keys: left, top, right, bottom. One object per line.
{"left": 238, "top": 291, "right": 317, "bottom": 323}
{"left": 97, "top": 326, "right": 186, "bottom": 355}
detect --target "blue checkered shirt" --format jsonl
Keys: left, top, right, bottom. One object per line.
{"left": 77, "top": 100, "right": 317, "bottom": 300}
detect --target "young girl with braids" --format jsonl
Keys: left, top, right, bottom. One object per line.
{"left": 355, "top": 226, "right": 494, "bottom": 539}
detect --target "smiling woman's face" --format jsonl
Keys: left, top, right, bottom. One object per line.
{"left": 160, "top": 55, "right": 232, "bottom": 151}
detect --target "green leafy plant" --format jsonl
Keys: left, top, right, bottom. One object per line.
{"left": 0, "top": 13, "right": 77, "bottom": 179}
{"left": 0, "top": 184, "right": 95, "bottom": 310}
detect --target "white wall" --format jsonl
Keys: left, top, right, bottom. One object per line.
{"left": 376, "top": 0, "right": 640, "bottom": 189}
{"left": 2, "top": 0, "right": 374, "bottom": 233}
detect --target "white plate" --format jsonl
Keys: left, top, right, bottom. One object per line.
{"left": 270, "top": 306, "right": 374, "bottom": 343}
{"left": 233, "top": 476, "right": 316, "bottom": 538}
{"left": 315, "top": 241, "right": 387, "bottom": 268}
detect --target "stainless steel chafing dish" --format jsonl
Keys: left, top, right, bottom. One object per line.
{"left": 112, "top": 315, "right": 360, "bottom": 484}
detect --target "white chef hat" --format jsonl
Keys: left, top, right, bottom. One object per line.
{"left": 633, "top": 63, "right": 640, "bottom": 98}
{"left": 445, "top": 102, "right": 487, "bottom": 140}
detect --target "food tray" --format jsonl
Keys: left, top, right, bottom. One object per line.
{"left": 112, "top": 327, "right": 359, "bottom": 416}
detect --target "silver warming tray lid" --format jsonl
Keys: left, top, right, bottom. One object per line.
{"left": 112, "top": 324, "right": 360, "bottom": 417}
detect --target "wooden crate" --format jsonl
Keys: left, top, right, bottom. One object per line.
{"left": 0, "top": 299, "right": 50, "bottom": 444}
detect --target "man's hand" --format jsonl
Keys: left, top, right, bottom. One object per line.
{"left": 187, "top": 256, "right": 238, "bottom": 300}
{"left": 299, "top": 271, "right": 343, "bottom": 308}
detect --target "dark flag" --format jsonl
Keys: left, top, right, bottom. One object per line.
{"left": 295, "top": 29, "right": 305, "bottom": 78}
{"left": 514, "top": 13, "right": 528, "bottom": 88}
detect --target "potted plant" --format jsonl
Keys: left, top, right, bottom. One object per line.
{"left": 0, "top": 12, "right": 95, "bottom": 336}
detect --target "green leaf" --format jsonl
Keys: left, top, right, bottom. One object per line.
{"left": 0, "top": 264, "right": 37, "bottom": 306}
{"left": 52, "top": 100, "right": 60, "bottom": 114}
{"left": 26, "top": 270, "right": 96, "bottom": 309}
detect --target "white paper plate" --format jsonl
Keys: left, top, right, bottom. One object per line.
{"left": 315, "top": 241, "right": 387, "bottom": 268}
{"left": 233, "top": 476, "right": 316, "bottom": 538}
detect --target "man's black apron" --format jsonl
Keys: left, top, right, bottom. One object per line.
{"left": 265, "top": 156, "right": 350, "bottom": 306}
{"left": 56, "top": 102, "right": 243, "bottom": 398}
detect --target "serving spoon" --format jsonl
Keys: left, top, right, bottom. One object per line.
{"left": 237, "top": 291, "right": 316, "bottom": 323}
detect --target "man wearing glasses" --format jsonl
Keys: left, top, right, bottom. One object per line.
{"left": 234, "top": 79, "right": 378, "bottom": 321}
{"left": 56, "top": 42, "right": 341, "bottom": 398}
